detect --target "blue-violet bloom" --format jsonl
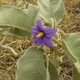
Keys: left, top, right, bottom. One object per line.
{"left": 31, "top": 20, "right": 57, "bottom": 47}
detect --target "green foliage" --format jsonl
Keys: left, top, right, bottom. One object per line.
{"left": 62, "top": 32, "right": 80, "bottom": 73}
{"left": 16, "top": 47, "right": 46, "bottom": 80}
{"left": 37, "top": 0, "right": 65, "bottom": 26}
{"left": 0, "top": 0, "right": 65, "bottom": 38}
{"left": 0, "top": 5, "right": 39, "bottom": 38}
{"left": 72, "top": 65, "right": 80, "bottom": 80}
{"left": 49, "top": 62, "right": 59, "bottom": 80}
{"left": 2, "top": 0, "right": 79, "bottom": 80}
{"left": 22, "top": 4, "right": 39, "bottom": 22}
{"left": 27, "top": 4, "right": 39, "bottom": 21}
{"left": 3, "top": 28, "right": 31, "bottom": 38}
{"left": 16, "top": 46, "right": 59, "bottom": 80}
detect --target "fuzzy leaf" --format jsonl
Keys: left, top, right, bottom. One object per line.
{"left": 49, "top": 62, "right": 59, "bottom": 80}
{"left": 72, "top": 65, "right": 80, "bottom": 80}
{"left": 0, "top": 5, "right": 37, "bottom": 38}
{"left": 16, "top": 47, "right": 46, "bottom": 80}
{"left": 27, "top": 4, "right": 39, "bottom": 21}
{"left": 37, "top": 0, "right": 65, "bottom": 25}
{"left": 0, "top": 5, "right": 34, "bottom": 29}
{"left": 62, "top": 32, "right": 80, "bottom": 73}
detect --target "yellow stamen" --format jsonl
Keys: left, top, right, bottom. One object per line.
{"left": 36, "top": 32, "right": 44, "bottom": 38}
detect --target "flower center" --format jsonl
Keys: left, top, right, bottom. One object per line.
{"left": 36, "top": 32, "right": 44, "bottom": 38}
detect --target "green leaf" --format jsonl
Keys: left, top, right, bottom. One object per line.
{"left": 0, "top": 5, "right": 34, "bottom": 29}
{"left": 0, "top": 28, "right": 3, "bottom": 30}
{"left": 52, "top": 46, "right": 62, "bottom": 68}
{"left": 37, "top": 0, "right": 65, "bottom": 26}
{"left": 23, "top": 4, "right": 39, "bottom": 22}
{"left": 3, "top": 28, "right": 31, "bottom": 38}
{"left": 0, "top": 5, "right": 35, "bottom": 38}
{"left": 0, "top": 28, "right": 7, "bottom": 34}
{"left": 27, "top": 4, "right": 39, "bottom": 21}
{"left": 16, "top": 47, "right": 46, "bottom": 80}
{"left": 72, "top": 65, "right": 80, "bottom": 80}
{"left": 2, "top": 4, "right": 39, "bottom": 38}
{"left": 49, "top": 61, "right": 59, "bottom": 80}
{"left": 62, "top": 32, "right": 80, "bottom": 73}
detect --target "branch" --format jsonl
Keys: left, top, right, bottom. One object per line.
{"left": 0, "top": 44, "right": 18, "bottom": 57}
{"left": 0, "top": 36, "right": 6, "bottom": 44}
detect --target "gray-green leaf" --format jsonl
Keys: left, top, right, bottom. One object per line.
{"left": 37, "top": 0, "right": 65, "bottom": 26}
{"left": 62, "top": 32, "right": 80, "bottom": 73}
{"left": 0, "top": 5, "right": 34, "bottom": 30}
{"left": 27, "top": 4, "right": 39, "bottom": 21}
{"left": 72, "top": 65, "right": 80, "bottom": 80}
{"left": 49, "top": 61, "right": 59, "bottom": 80}
{"left": 16, "top": 47, "right": 46, "bottom": 80}
{"left": 0, "top": 5, "right": 35, "bottom": 38}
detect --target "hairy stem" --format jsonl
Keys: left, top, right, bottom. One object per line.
{"left": 0, "top": 36, "right": 6, "bottom": 44}
{"left": 0, "top": 44, "right": 18, "bottom": 57}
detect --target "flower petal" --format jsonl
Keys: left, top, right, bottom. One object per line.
{"left": 33, "top": 37, "right": 42, "bottom": 46}
{"left": 42, "top": 37, "right": 53, "bottom": 47}
{"left": 36, "top": 20, "right": 43, "bottom": 31}
{"left": 44, "top": 28, "right": 57, "bottom": 38}
{"left": 31, "top": 26, "right": 39, "bottom": 37}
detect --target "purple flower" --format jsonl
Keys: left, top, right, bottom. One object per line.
{"left": 31, "top": 20, "right": 57, "bottom": 47}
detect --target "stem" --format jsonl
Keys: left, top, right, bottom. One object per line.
{"left": 0, "top": 36, "right": 6, "bottom": 44}
{"left": 46, "top": 54, "right": 50, "bottom": 80}
{"left": 6, "top": 40, "right": 17, "bottom": 46}
{"left": 53, "top": 38, "right": 62, "bottom": 47}
{"left": 58, "top": 29, "right": 67, "bottom": 36}
{"left": 50, "top": 18, "right": 56, "bottom": 28}
{"left": 0, "top": 44, "right": 18, "bottom": 57}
